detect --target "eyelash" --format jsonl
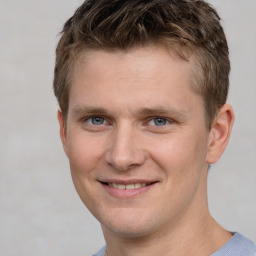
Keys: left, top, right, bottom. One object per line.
{"left": 85, "top": 116, "right": 108, "bottom": 125}
{"left": 83, "top": 116, "right": 173, "bottom": 127}
{"left": 147, "top": 117, "right": 171, "bottom": 127}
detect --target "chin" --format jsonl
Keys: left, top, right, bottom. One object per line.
{"left": 103, "top": 222, "right": 153, "bottom": 238}
{"left": 100, "top": 208, "right": 159, "bottom": 238}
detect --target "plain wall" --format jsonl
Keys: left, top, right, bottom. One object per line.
{"left": 0, "top": 1, "right": 255, "bottom": 255}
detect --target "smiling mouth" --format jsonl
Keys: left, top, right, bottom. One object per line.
{"left": 108, "top": 182, "right": 150, "bottom": 190}
{"left": 101, "top": 182, "right": 156, "bottom": 190}
{"left": 100, "top": 181, "right": 157, "bottom": 198}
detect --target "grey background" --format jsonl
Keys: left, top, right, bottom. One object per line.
{"left": 0, "top": 0, "right": 255, "bottom": 255}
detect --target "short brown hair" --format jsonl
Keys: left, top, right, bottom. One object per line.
{"left": 53, "top": 0, "right": 230, "bottom": 128}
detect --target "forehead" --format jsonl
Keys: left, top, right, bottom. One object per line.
{"left": 69, "top": 46, "right": 204, "bottom": 117}
{"left": 72, "top": 45, "right": 195, "bottom": 90}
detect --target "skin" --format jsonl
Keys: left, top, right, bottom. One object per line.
{"left": 58, "top": 46, "right": 234, "bottom": 256}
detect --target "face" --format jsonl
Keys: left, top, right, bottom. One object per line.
{"left": 59, "top": 46, "right": 214, "bottom": 238}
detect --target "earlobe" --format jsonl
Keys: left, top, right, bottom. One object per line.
{"left": 57, "top": 110, "right": 68, "bottom": 156}
{"left": 206, "top": 104, "right": 234, "bottom": 164}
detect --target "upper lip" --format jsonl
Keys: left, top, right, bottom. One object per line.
{"left": 98, "top": 179, "right": 158, "bottom": 185}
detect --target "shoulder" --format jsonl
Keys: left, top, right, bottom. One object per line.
{"left": 212, "top": 232, "right": 256, "bottom": 256}
{"left": 91, "top": 245, "right": 106, "bottom": 256}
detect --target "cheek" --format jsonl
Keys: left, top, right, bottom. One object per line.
{"left": 149, "top": 133, "right": 208, "bottom": 182}
{"left": 65, "top": 134, "right": 107, "bottom": 210}
{"left": 66, "top": 133, "right": 106, "bottom": 180}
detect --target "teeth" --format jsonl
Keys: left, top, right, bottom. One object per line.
{"left": 126, "top": 184, "right": 135, "bottom": 190}
{"left": 108, "top": 183, "right": 148, "bottom": 189}
{"left": 135, "top": 183, "right": 141, "bottom": 189}
{"left": 118, "top": 184, "right": 126, "bottom": 190}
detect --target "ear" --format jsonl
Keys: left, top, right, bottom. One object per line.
{"left": 206, "top": 104, "right": 234, "bottom": 164}
{"left": 57, "top": 110, "right": 68, "bottom": 156}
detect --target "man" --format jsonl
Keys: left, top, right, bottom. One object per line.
{"left": 53, "top": 0, "right": 256, "bottom": 255}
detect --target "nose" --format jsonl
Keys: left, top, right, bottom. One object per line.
{"left": 105, "top": 124, "right": 147, "bottom": 171}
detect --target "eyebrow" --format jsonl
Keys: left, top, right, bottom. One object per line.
{"left": 71, "top": 106, "right": 110, "bottom": 116}
{"left": 71, "top": 105, "right": 188, "bottom": 119}
{"left": 137, "top": 107, "right": 188, "bottom": 117}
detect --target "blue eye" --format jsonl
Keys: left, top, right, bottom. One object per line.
{"left": 89, "top": 116, "right": 105, "bottom": 125}
{"left": 152, "top": 117, "right": 167, "bottom": 126}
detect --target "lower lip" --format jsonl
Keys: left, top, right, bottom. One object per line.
{"left": 101, "top": 183, "right": 156, "bottom": 198}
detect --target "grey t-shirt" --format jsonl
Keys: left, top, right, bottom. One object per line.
{"left": 92, "top": 233, "right": 256, "bottom": 256}
{"left": 211, "top": 233, "right": 256, "bottom": 256}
